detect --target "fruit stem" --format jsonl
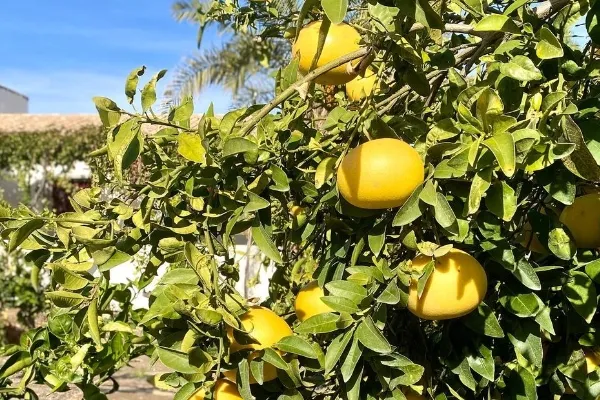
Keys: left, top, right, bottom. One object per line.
{"left": 238, "top": 47, "right": 371, "bottom": 137}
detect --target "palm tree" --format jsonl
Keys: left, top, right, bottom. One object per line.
{"left": 165, "top": 0, "right": 297, "bottom": 107}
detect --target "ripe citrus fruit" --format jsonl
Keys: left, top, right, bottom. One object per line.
{"left": 559, "top": 193, "right": 600, "bottom": 248}
{"left": 224, "top": 306, "right": 293, "bottom": 383}
{"left": 346, "top": 69, "right": 377, "bottom": 101}
{"left": 191, "top": 379, "right": 241, "bottom": 400}
{"left": 293, "top": 21, "right": 361, "bottom": 85}
{"left": 337, "top": 138, "right": 425, "bottom": 209}
{"left": 408, "top": 248, "right": 487, "bottom": 320}
{"left": 294, "top": 281, "right": 334, "bottom": 321}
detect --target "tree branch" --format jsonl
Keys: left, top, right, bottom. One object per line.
{"left": 238, "top": 47, "right": 371, "bottom": 136}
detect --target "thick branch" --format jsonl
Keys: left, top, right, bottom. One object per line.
{"left": 238, "top": 47, "right": 370, "bottom": 136}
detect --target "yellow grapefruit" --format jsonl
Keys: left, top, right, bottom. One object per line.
{"left": 191, "top": 379, "right": 241, "bottom": 400}
{"left": 559, "top": 193, "right": 600, "bottom": 248}
{"left": 408, "top": 248, "right": 487, "bottom": 320}
{"left": 337, "top": 138, "right": 424, "bottom": 209}
{"left": 346, "top": 69, "right": 377, "bottom": 101}
{"left": 293, "top": 21, "right": 362, "bottom": 85}
{"left": 224, "top": 306, "right": 292, "bottom": 383}
{"left": 294, "top": 281, "right": 334, "bottom": 321}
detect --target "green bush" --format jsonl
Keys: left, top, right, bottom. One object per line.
{"left": 1, "top": 0, "right": 600, "bottom": 399}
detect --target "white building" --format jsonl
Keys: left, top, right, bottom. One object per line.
{"left": 0, "top": 85, "right": 28, "bottom": 113}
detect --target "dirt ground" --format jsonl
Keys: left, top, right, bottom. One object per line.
{"left": 7, "top": 357, "right": 175, "bottom": 400}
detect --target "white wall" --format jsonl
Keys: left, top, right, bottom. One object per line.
{"left": 0, "top": 86, "right": 28, "bottom": 113}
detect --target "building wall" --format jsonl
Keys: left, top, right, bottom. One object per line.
{"left": 0, "top": 86, "right": 28, "bottom": 113}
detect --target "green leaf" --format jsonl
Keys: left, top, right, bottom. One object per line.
{"left": 345, "top": 365, "right": 363, "bottom": 400}
{"left": 8, "top": 219, "right": 44, "bottom": 252}
{"left": 368, "top": 219, "right": 386, "bottom": 257}
{"left": 321, "top": 296, "right": 360, "bottom": 313}
{"left": 177, "top": 133, "right": 206, "bottom": 163}
{"left": 587, "top": 1, "right": 600, "bottom": 45}
{"left": 506, "top": 319, "right": 543, "bottom": 369}
{"left": 46, "top": 291, "right": 86, "bottom": 308}
{"left": 174, "top": 383, "right": 198, "bottom": 400}
{"left": 355, "top": 316, "right": 392, "bottom": 354}
{"left": 325, "top": 280, "right": 368, "bottom": 303}
{"left": 507, "top": 367, "right": 537, "bottom": 400}
{"left": 463, "top": 302, "right": 504, "bottom": 338}
{"left": 392, "top": 185, "right": 423, "bottom": 226}
{"left": 466, "top": 344, "right": 495, "bottom": 381}
{"left": 537, "top": 166, "right": 576, "bottom": 205}
{"left": 321, "top": 0, "right": 348, "bottom": 24}
{"left": 536, "top": 26, "right": 563, "bottom": 59}
{"left": 51, "top": 265, "right": 90, "bottom": 291}
{"left": 585, "top": 259, "right": 600, "bottom": 284}
{"left": 396, "top": 0, "right": 444, "bottom": 29}
{"left": 237, "top": 358, "right": 253, "bottom": 400}
{"left": 485, "top": 181, "right": 517, "bottom": 222}
{"left": 483, "top": 132, "right": 516, "bottom": 177}
{"left": 548, "top": 227, "right": 576, "bottom": 260}
{"left": 223, "top": 137, "right": 258, "bottom": 158}
{"left": 262, "top": 348, "right": 289, "bottom": 370}
{"left": 108, "top": 118, "right": 142, "bottom": 183}
{"left": 157, "top": 347, "right": 200, "bottom": 374}
{"left": 276, "top": 336, "right": 319, "bottom": 359}
{"left": 341, "top": 335, "right": 362, "bottom": 382}
{"left": 325, "top": 329, "right": 354, "bottom": 374}
{"left": 417, "top": 260, "right": 435, "bottom": 299}
{"left": 270, "top": 165, "right": 290, "bottom": 192}
{"left": 451, "top": 357, "right": 477, "bottom": 392}
{"left": 244, "top": 192, "right": 270, "bottom": 213}
{"left": 251, "top": 217, "right": 283, "bottom": 264}
{"left": 315, "top": 157, "right": 335, "bottom": 189}
{"left": 92, "top": 96, "right": 121, "bottom": 128}
{"left": 377, "top": 280, "right": 401, "bottom": 304}
{"left": 500, "top": 292, "right": 541, "bottom": 318}
{"left": 296, "top": 313, "right": 340, "bottom": 334}
{"left": 467, "top": 168, "right": 492, "bottom": 215}
{"left": 534, "top": 306, "right": 556, "bottom": 335}
{"left": 433, "top": 192, "right": 458, "bottom": 233}
{"left": 504, "top": 0, "right": 530, "bottom": 15}
{"left": 125, "top": 65, "right": 145, "bottom": 104}
{"left": 561, "top": 116, "right": 600, "bottom": 182}
{"left": 563, "top": 271, "right": 597, "bottom": 323}
{"left": 500, "top": 56, "right": 543, "bottom": 82}
{"left": 88, "top": 298, "right": 102, "bottom": 348}
{"left": 141, "top": 69, "right": 167, "bottom": 112}
{"left": 474, "top": 15, "right": 520, "bottom": 33}
{"left": 511, "top": 259, "right": 542, "bottom": 291}
{"left": 404, "top": 67, "right": 430, "bottom": 97}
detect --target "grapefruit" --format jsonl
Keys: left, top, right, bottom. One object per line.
{"left": 346, "top": 69, "right": 377, "bottom": 101}
{"left": 559, "top": 193, "right": 600, "bottom": 248}
{"left": 225, "top": 306, "right": 292, "bottom": 383}
{"left": 408, "top": 248, "right": 487, "bottom": 320}
{"left": 293, "top": 21, "right": 362, "bottom": 85}
{"left": 294, "top": 281, "right": 334, "bottom": 321}
{"left": 191, "top": 379, "right": 241, "bottom": 400}
{"left": 337, "top": 138, "right": 424, "bottom": 209}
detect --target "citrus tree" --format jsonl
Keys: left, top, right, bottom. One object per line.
{"left": 3, "top": 0, "right": 600, "bottom": 399}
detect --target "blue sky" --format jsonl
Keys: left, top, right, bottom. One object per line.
{"left": 0, "top": 0, "right": 232, "bottom": 114}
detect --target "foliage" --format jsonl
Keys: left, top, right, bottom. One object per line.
{"left": 2, "top": 0, "right": 600, "bottom": 399}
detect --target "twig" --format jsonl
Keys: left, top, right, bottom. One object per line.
{"left": 238, "top": 47, "right": 371, "bottom": 136}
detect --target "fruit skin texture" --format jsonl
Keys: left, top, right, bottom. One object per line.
{"left": 346, "top": 69, "right": 377, "bottom": 101}
{"left": 408, "top": 248, "right": 488, "bottom": 320}
{"left": 294, "top": 281, "right": 334, "bottom": 321}
{"left": 559, "top": 193, "right": 600, "bottom": 248}
{"left": 224, "top": 306, "right": 293, "bottom": 383}
{"left": 191, "top": 379, "right": 242, "bottom": 400}
{"left": 337, "top": 138, "right": 425, "bottom": 209}
{"left": 293, "top": 21, "right": 361, "bottom": 85}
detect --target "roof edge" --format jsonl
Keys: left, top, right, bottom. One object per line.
{"left": 0, "top": 84, "right": 29, "bottom": 100}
